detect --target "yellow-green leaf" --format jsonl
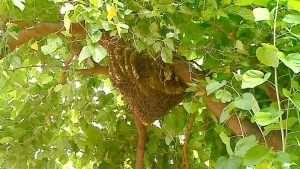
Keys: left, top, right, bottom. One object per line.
{"left": 107, "top": 6, "right": 117, "bottom": 21}
{"left": 30, "top": 42, "right": 39, "bottom": 50}
{"left": 288, "top": 0, "right": 300, "bottom": 12}
{"left": 0, "top": 137, "right": 14, "bottom": 144}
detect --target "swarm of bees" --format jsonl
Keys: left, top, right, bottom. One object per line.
{"left": 108, "top": 41, "right": 186, "bottom": 124}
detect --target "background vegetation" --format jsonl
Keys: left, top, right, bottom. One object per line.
{"left": 0, "top": 0, "right": 300, "bottom": 168}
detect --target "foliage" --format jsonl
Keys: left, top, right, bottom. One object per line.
{"left": 0, "top": 0, "right": 300, "bottom": 168}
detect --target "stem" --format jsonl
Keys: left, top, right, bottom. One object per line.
{"left": 273, "top": 0, "right": 285, "bottom": 151}
{"left": 285, "top": 98, "right": 290, "bottom": 147}
{"left": 274, "top": 69, "right": 285, "bottom": 151}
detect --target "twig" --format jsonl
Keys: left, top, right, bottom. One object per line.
{"left": 182, "top": 113, "right": 195, "bottom": 169}
{"left": 60, "top": 39, "right": 81, "bottom": 84}
{"left": 76, "top": 66, "right": 108, "bottom": 75}
{"left": 0, "top": 14, "right": 32, "bottom": 28}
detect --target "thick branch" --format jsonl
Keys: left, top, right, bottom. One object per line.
{"left": 205, "top": 95, "right": 282, "bottom": 150}
{"left": 133, "top": 113, "right": 148, "bottom": 169}
{"left": 171, "top": 60, "right": 282, "bottom": 150}
{"left": 6, "top": 22, "right": 85, "bottom": 50}
{"left": 182, "top": 113, "right": 195, "bottom": 169}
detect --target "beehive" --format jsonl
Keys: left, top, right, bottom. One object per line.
{"left": 108, "top": 41, "right": 186, "bottom": 124}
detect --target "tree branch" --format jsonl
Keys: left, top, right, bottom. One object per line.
{"left": 76, "top": 66, "right": 108, "bottom": 75}
{"left": 182, "top": 113, "right": 195, "bottom": 169}
{"left": 171, "top": 60, "right": 282, "bottom": 150}
{"left": 60, "top": 39, "right": 81, "bottom": 84}
{"left": 1, "top": 14, "right": 32, "bottom": 28}
{"left": 6, "top": 21, "right": 85, "bottom": 50}
{"left": 133, "top": 113, "right": 148, "bottom": 169}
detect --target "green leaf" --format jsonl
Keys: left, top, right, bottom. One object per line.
{"left": 264, "top": 117, "right": 298, "bottom": 132}
{"left": 89, "top": 0, "right": 103, "bottom": 8}
{"left": 185, "top": 50, "right": 197, "bottom": 60}
{"left": 234, "top": 0, "right": 254, "bottom": 6}
{"left": 244, "top": 145, "right": 269, "bottom": 166}
{"left": 163, "top": 38, "right": 175, "bottom": 51}
{"left": 183, "top": 101, "right": 199, "bottom": 114}
{"left": 89, "top": 44, "right": 108, "bottom": 63}
{"left": 291, "top": 24, "right": 300, "bottom": 36}
{"left": 12, "top": 0, "right": 25, "bottom": 11}
{"left": 226, "top": 6, "right": 255, "bottom": 21}
{"left": 206, "top": 80, "right": 226, "bottom": 95}
{"left": 161, "top": 48, "right": 173, "bottom": 63}
{"left": 47, "top": 36, "right": 63, "bottom": 48}
{"left": 282, "top": 15, "right": 300, "bottom": 24}
{"left": 253, "top": 111, "right": 283, "bottom": 126}
{"left": 0, "top": 137, "right": 14, "bottom": 144}
{"left": 234, "top": 0, "right": 270, "bottom": 6}
{"left": 54, "top": 84, "right": 63, "bottom": 92}
{"left": 233, "top": 72, "right": 242, "bottom": 81}
{"left": 256, "top": 43, "right": 280, "bottom": 68}
{"left": 253, "top": 8, "right": 270, "bottom": 21}
{"left": 288, "top": 0, "right": 300, "bottom": 12}
{"left": 291, "top": 93, "right": 300, "bottom": 111}
{"left": 149, "top": 22, "right": 159, "bottom": 33}
{"left": 219, "top": 132, "right": 234, "bottom": 155}
{"left": 235, "top": 40, "right": 248, "bottom": 55}
{"left": 63, "top": 11, "right": 71, "bottom": 36}
{"left": 215, "top": 156, "right": 228, "bottom": 169}
{"left": 234, "top": 93, "right": 260, "bottom": 112}
{"left": 282, "top": 88, "right": 291, "bottom": 97}
{"left": 225, "top": 156, "right": 241, "bottom": 169}
{"left": 275, "top": 152, "right": 290, "bottom": 163}
{"left": 292, "top": 80, "right": 300, "bottom": 90}
{"left": 165, "top": 111, "right": 185, "bottom": 134}
{"left": 10, "top": 55, "right": 22, "bottom": 69}
{"left": 152, "top": 42, "right": 161, "bottom": 53}
{"left": 215, "top": 90, "right": 232, "bottom": 103}
{"left": 39, "top": 74, "right": 53, "bottom": 84}
{"left": 87, "top": 25, "right": 102, "bottom": 43}
{"left": 241, "top": 70, "right": 270, "bottom": 89}
{"left": 278, "top": 53, "right": 300, "bottom": 73}
{"left": 41, "top": 36, "right": 63, "bottom": 55}
{"left": 0, "top": 74, "right": 6, "bottom": 88}
{"left": 220, "top": 102, "right": 235, "bottom": 123}
{"left": 134, "top": 40, "right": 145, "bottom": 52}
{"left": 41, "top": 44, "right": 57, "bottom": 55}
{"left": 165, "top": 131, "right": 174, "bottom": 145}
{"left": 78, "top": 46, "right": 92, "bottom": 64}
{"left": 215, "top": 156, "right": 241, "bottom": 169}
{"left": 234, "top": 135, "right": 257, "bottom": 156}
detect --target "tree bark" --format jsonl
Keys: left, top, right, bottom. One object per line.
{"left": 182, "top": 113, "right": 195, "bottom": 169}
{"left": 133, "top": 113, "right": 148, "bottom": 169}
{"left": 171, "top": 60, "right": 282, "bottom": 150}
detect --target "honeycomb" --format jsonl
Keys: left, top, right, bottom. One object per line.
{"left": 108, "top": 41, "right": 186, "bottom": 124}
